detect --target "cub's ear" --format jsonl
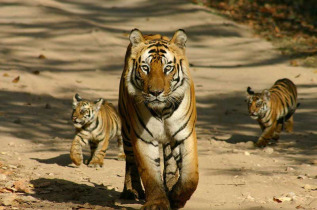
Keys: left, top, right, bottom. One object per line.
{"left": 129, "top": 28, "right": 145, "bottom": 46}
{"left": 262, "top": 89, "right": 270, "bottom": 101}
{"left": 73, "top": 93, "right": 82, "bottom": 108}
{"left": 247, "top": 87, "right": 254, "bottom": 95}
{"left": 94, "top": 98, "right": 104, "bottom": 112}
{"left": 170, "top": 29, "right": 187, "bottom": 49}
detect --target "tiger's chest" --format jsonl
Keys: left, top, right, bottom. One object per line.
{"left": 135, "top": 92, "right": 192, "bottom": 144}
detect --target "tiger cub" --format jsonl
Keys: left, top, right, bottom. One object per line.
{"left": 246, "top": 78, "right": 299, "bottom": 147}
{"left": 70, "top": 93, "right": 124, "bottom": 167}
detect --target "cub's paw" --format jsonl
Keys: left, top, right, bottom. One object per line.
{"left": 70, "top": 153, "right": 83, "bottom": 166}
{"left": 254, "top": 139, "right": 269, "bottom": 148}
{"left": 87, "top": 160, "right": 103, "bottom": 168}
{"left": 141, "top": 200, "right": 170, "bottom": 210}
{"left": 120, "top": 189, "right": 145, "bottom": 200}
{"left": 117, "top": 153, "right": 126, "bottom": 161}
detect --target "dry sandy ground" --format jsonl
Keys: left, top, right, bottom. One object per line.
{"left": 0, "top": 0, "right": 316, "bottom": 209}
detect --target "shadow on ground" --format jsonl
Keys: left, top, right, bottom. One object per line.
{"left": 29, "top": 178, "right": 139, "bottom": 209}
{"left": 0, "top": 0, "right": 291, "bottom": 74}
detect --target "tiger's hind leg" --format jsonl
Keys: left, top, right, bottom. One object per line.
{"left": 70, "top": 135, "right": 87, "bottom": 166}
{"left": 163, "top": 143, "right": 178, "bottom": 192}
{"left": 88, "top": 135, "right": 110, "bottom": 168}
{"left": 284, "top": 115, "right": 294, "bottom": 133}
{"left": 120, "top": 137, "right": 145, "bottom": 200}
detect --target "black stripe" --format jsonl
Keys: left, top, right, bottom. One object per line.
{"left": 124, "top": 150, "right": 134, "bottom": 155}
{"left": 136, "top": 109, "right": 153, "bottom": 137}
{"left": 147, "top": 106, "right": 161, "bottom": 120}
{"left": 134, "top": 129, "right": 158, "bottom": 147}
{"left": 78, "top": 135, "right": 86, "bottom": 145}
{"left": 164, "top": 153, "right": 173, "bottom": 161}
{"left": 148, "top": 49, "right": 157, "bottom": 53}
{"left": 179, "top": 59, "right": 185, "bottom": 75}
{"left": 122, "top": 130, "right": 131, "bottom": 141}
{"left": 89, "top": 116, "right": 99, "bottom": 131}
{"left": 123, "top": 140, "right": 132, "bottom": 147}
{"left": 160, "top": 49, "right": 167, "bottom": 53}
{"left": 172, "top": 126, "right": 195, "bottom": 149}
{"left": 172, "top": 106, "right": 193, "bottom": 138}
{"left": 96, "top": 131, "right": 105, "bottom": 139}
{"left": 154, "top": 158, "right": 160, "bottom": 165}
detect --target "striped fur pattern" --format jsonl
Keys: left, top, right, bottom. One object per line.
{"left": 119, "top": 29, "right": 198, "bottom": 209}
{"left": 70, "top": 93, "right": 124, "bottom": 167}
{"left": 246, "top": 78, "right": 299, "bottom": 147}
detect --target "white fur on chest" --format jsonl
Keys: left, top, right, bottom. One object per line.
{"left": 136, "top": 90, "right": 192, "bottom": 144}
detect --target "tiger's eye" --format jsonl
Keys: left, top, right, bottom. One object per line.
{"left": 256, "top": 102, "right": 262, "bottom": 107}
{"left": 141, "top": 65, "right": 149, "bottom": 73}
{"left": 164, "top": 65, "right": 174, "bottom": 74}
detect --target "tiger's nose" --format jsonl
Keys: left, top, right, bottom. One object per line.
{"left": 149, "top": 89, "right": 163, "bottom": 97}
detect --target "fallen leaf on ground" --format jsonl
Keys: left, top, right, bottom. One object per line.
{"left": 13, "top": 179, "right": 33, "bottom": 193}
{"left": 3, "top": 73, "right": 9, "bottom": 77}
{"left": 12, "top": 76, "right": 20, "bottom": 83}
{"left": 38, "top": 54, "right": 46, "bottom": 59}
{"left": 290, "top": 60, "right": 299, "bottom": 66}
{"left": 273, "top": 197, "right": 282, "bottom": 203}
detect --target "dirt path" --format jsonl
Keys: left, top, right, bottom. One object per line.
{"left": 0, "top": 0, "right": 316, "bottom": 209}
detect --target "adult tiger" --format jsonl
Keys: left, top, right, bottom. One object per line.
{"left": 118, "top": 29, "right": 198, "bottom": 209}
{"left": 246, "top": 78, "right": 299, "bottom": 147}
{"left": 70, "top": 94, "right": 124, "bottom": 167}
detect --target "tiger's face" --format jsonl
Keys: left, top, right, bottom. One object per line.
{"left": 72, "top": 94, "right": 103, "bottom": 128}
{"left": 246, "top": 87, "right": 270, "bottom": 119}
{"left": 127, "top": 29, "right": 190, "bottom": 115}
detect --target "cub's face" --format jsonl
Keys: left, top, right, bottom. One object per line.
{"left": 246, "top": 87, "right": 270, "bottom": 120}
{"left": 128, "top": 29, "right": 190, "bottom": 114}
{"left": 72, "top": 94, "right": 103, "bottom": 128}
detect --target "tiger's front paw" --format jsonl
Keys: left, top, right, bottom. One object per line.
{"left": 70, "top": 152, "right": 83, "bottom": 166}
{"left": 88, "top": 159, "right": 103, "bottom": 168}
{"left": 120, "top": 188, "right": 145, "bottom": 200}
{"left": 255, "top": 138, "right": 269, "bottom": 147}
{"left": 141, "top": 199, "right": 170, "bottom": 210}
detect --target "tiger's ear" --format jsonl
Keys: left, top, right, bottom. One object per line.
{"left": 246, "top": 87, "right": 254, "bottom": 101}
{"left": 247, "top": 87, "right": 254, "bottom": 95}
{"left": 73, "top": 93, "right": 82, "bottom": 108}
{"left": 262, "top": 89, "right": 270, "bottom": 101}
{"left": 129, "top": 28, "right": 145, "bottom": 46}
{"left": 94, "top": 98, "right": 103, "bottom": 112}
{"left": 170, "top": 29, "right": 187, "bottom": 49}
